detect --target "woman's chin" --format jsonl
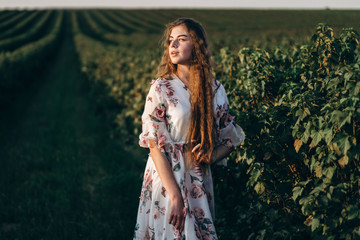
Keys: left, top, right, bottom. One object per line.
{"left": 171, "top": 60, "right": 190, "bottom": 66}
{"left": 170, "top": 59, "right": 179, "bottom": 64}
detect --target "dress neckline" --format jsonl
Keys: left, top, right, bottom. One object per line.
{"left": 173, "top": 74, "right": 189, "bottom": 92}
{"left": 172, "top": 74, "right": 221, "bottom": 94}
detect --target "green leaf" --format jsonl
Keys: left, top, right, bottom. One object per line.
{"left": 340, "top": 112, "right": 352, "bottom": 128}
{"left": 311, "top": 130, "right": 324, "bottom": 147}
{"left": 354, "top": 228, "right": 360, "bottom": 237}
{"left": 295, "top": 109, "right": 303, "bottom": 117}
{"left": 320, "top": 103, "right": 332, "bottom": 111}
{"left": 323, "top": 127, "right": 333, "bottom": 145}
{"left": 344, "top": 72, "right": 353, "bottom": 81}
{"left": 302, "top": 134, "right": 310, "bottom": 144}
{"left": 249, "top": 167, "right": 262, "bottom": 186}
{"left": 299, "top": 179, "right": 311, "bottom": 187}
{"left": 337, "top": 135, "right": 351, "bottom": 155}
{"left": 315, "top": 165, "right": 323, "bottom": 178}
{"left": 347, "top": 205, "right": 359, "bottom": 220}
{"left": 318, "top": 116, "right": 325, "bottom": 128}
{"left": 354, "top": 82, "right": 360, "bottom": 95}
{"left": 310, "top": 184, "right": 324, "bottom": 196}
{"left": 324, "top": 166, "right": 335, "bottom": 180}
{"left": 254, "top": 182, "right": 265, "bottom": 194}
{"left": 246, "top": 157, "right": 255, "bottom": 165}
{"left": 311, "top": 218, "right": 320, "bottom": 232}
{"left": 295, "top": 108, "right": 310, "bottom": 125}
{"left": 292, "top": 186, "right": 304, "bottom": 201}
{"left": 292, "top": 125, "right": 299, "bottom": 138}
{"left": 330, "top": 110, "right": 351, "bottom": 128}
{"left": 301, "top": 201, "right": 313, "bottom": 215}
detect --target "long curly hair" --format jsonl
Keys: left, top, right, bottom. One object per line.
{"left": 157, "top": 18, "right": 215, "bottom": 168}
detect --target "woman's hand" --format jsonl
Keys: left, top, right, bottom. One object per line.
{"left": 191, "top": 140, "right": 204, "bottom": 160}
{"left": 191, "top": 140, "right": 216, "bottom": 163}
{"left": 169, "top": 193, "right": 186, "bottom": 232}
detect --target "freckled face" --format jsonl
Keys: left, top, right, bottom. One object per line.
{"left": 168, "top": 25, "right": 193, "bottom": 66}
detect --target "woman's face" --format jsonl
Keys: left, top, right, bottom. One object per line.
{"left": 168, "top": 25, "right": 193, "bottom": 66}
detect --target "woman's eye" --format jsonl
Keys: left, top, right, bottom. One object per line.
{"left": 168, "top": 38, "right": 186, "bottom": 44}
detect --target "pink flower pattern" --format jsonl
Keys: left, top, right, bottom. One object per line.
{"left": 215, "top": 103, "right": 235, "bottom": 129}
{"left": 193, "top": 207, "right": 205, "bottom": 220}
{"left": 162, "top": 80, "right": 178, "bottom": 107}
{"left": 139, "top": 168, "right": 152, "bottom": 212}
{"left": 154, "top": 201, "right": 166, "bottom": 220}
{"left": 171, "top": 144, "right": 184, "bottom": 163}
{"left": 214, "top": 102, "right": 237, "bottom": 149}
{"left": 190, "top": 183, "right": 205, "bottom": 199}
{"left": 155, "top": 105, "right": 166, "bottom": 120}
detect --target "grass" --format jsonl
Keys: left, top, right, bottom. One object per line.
{"left": 0, "top": 14, "right": 147, "bottom": 239}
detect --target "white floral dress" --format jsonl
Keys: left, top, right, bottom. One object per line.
{"left": 134, "top": 74, "right": 245, "bottom": 240}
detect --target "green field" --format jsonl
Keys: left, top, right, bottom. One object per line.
{"left": 0, "top": 9, "right": 359, "bottom": 239}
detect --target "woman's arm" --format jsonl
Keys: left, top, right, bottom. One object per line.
{"left": 192, "top": 143, "right": 233, "bottom": 164}
{"left": 210, "top": 144, "right": 233, "bottom": 164}
{"left": 148, "top": 139, "right": 185, "bottom": 232}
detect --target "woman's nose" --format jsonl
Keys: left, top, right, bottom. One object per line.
{"left": 170, "top": 40, "right": 178, "bottom": 48}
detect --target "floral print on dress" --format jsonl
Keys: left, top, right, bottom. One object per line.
{"left": 139, "top": 169, "right": 152, "bottom": 212}
{"left": 149, "top": 103, "right": 174, "bottom": 133}
{"left": 153, "top": 201, "right": 166, "bottom": 220}
{"left": 153, "top": 79, "right": 179, "bottom": 107}
{"left": 193, "top": 207, "right": 217, "bottom": 240}
{"left": 215, "top": 103, "right": 235, "bottom": 129}
{"left": 214, "top": 102, "right": 238, "bottom": 149}
{"left": 134, "top": 76, "right": 245, "bottom": 239}
{"left": 214, "top": 84, "right": 246, "bottom": 152}
{"left": 190, "top": 183, "right": 206, "bottom": 199}
{"left": 161, "top": 79, "right": 179, "bottom": 107}
{"left": 170, "top": 143, "right": 183, "bottom": 163}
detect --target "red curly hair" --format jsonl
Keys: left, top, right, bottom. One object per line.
{"left": 157, "top": 18, "right": 215, "bottom": 168}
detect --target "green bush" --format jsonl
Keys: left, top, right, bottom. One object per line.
{"left": 215, "top": 23, "right": 360, "bottom": 240}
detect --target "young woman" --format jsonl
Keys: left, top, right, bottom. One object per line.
{"left": 134, "top": 18, "right": 245, "bottom": 239}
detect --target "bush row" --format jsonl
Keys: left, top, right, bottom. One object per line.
{"left": 0, "top": 11, "right": 43, "bottom": 40}
{"left": 0, "top": 10, "right": 64, "bottom": 92}
{"left": 0, "top": 10, "right": 54, "bottom": 52}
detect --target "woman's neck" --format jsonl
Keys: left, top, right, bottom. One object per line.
{"left": 176, "top": 64, "right": 190, "bottom": 87}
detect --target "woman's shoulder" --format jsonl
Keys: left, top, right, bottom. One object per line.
{"left": 151, "top": 76, "right": 175, "bottom": 87}
{"left": 151, "top": 77, "right": 224, "bottom": 94}
{"left": 213, "top": 79, "right": 225, "bottom": 94}
{"left": 148, "top": 77, "right": 176, "bottom": 100}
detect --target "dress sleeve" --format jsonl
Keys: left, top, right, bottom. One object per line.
{"left": 214, "top": 83, "right": 245, "bottom": 165}
{"left": 139, "top": 80, "right": 170, "bottom": 153}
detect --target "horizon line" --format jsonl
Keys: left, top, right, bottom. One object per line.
{"left": 1, "top": 6, "right": 360, "bottom": 10}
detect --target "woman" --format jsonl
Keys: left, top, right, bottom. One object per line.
{"left": 134, "top": 18, "right": 245, "bottom": 239}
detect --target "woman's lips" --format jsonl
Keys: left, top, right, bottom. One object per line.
{"left": 171, "top": 51, "right": 179, "bottom": 56}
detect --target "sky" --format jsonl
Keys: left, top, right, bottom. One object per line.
{"left": 0, "top": 0, "right": 360, "bottom": 9}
